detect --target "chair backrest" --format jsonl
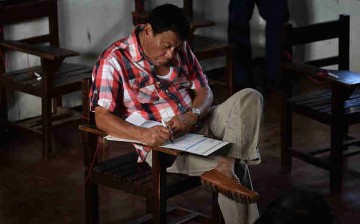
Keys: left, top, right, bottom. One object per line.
{"left": 0, "top": 0, "right": 59, "bottom": 45}
{"left": 0, "top": 0, "right": 59, "bottom": 73}
{"left": 82, "top": 77, "right": 95, "bottom": 126}
{"left": 283, "top": 14, "right": 350, "bottom": 70}
{"left": 133, "top": 0, "right": 195, "bottom": 25}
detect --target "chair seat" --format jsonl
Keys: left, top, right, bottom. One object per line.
{"left": 192, "top": 35, "right": 232, "bottom": 60}
{"left": 191, "top": 35, "right": 234, "bottom": 100}
{"left": 289, "top": 89, "right": 360, "bottom": 125}
{"left": 91, "top": 151, "right": 201, "bottom": 199}
{"left": 0, "top": 63, "right": 92, "bottom": 96}
{"left": 11, "top": 106, "right": 81, "bottom": 135}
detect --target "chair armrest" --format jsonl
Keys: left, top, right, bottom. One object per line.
{"left": 79, "top": 124, "right": 107, "bottom": 137}
{"left": 281, "top": 61, "right": 323, "bottom": 79}
{"left": 282, "top": 61, "right": 360, "bottom": 90}
{"left": 0, "top": 40, "right": 79, "bottom": 60}
{"left": 78, "top": 123, "right": 182, "bottom": 156}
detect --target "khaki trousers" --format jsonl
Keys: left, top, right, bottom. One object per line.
{"left": 146, "top": 88, "right": 263, "bottom": 224}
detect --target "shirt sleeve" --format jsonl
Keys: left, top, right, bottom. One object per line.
{"left": 182, "top": 41, "right": 209, "bottom": 90}
{"left": 90, "top": 53, "right": 123, "bottom": 113}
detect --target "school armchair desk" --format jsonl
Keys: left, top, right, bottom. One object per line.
{"left": 0, "top": 0, "right": 92, "bottom": 159}
{"left": 79, "top": 78, "right": 224, "bottom": 224}
{"left": 280, "top": 14, "right": 360, "bottom": 193}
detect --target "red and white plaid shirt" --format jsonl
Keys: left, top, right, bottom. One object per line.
{"left": 90, "top": 25, "right": 209, "bottom": 162}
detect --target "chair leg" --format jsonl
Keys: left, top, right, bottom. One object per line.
{"left": 85, "top": 178, "right": 99, "bottom": 224}
{"left": 82, "top": 131, "right": 100, "bottom": 224}
{"left": 211, "top": 192, "right": 224, "bottom": 224}
{"left": 330, "top": 127, "right": 343, "bottom": 193}
{"left": 146, "top": 198, "right": 154, "bottom": 213}
{"left": 329, "top": 86, "right": 347, "bottom": 193}
{"left": 0, "top": 83, "right": 9, "bottom": 135}
{"left": 281, "top": 92, "right": 292, "bottom": 172}
{"left": 152, "top": 151, "right": 167, "bottom": 224}
{"left": 42, "top": 92, "right": 52, "bottom": 160}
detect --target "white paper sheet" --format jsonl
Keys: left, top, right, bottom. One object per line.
{"left": 160, "top": 133, "right": 230, "bottom": 156}
{"left": 104, "top": 133, "right": 230, "bottom": 157}
{"left": 104, "top": 112, "right": 230, "bottom": 156}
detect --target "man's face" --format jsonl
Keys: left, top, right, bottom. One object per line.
{"left": 143, "top": 25, "right": 183, "bottom": 67}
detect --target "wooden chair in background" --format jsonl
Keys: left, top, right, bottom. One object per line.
{"left": 79, "top": 78, "right": 224, "bottom": 224}
{"left": 0, "top": 0, "right": 92, "bottom": 159}
{"left": 280, "top": 14, "right": 360, "bottom": 193}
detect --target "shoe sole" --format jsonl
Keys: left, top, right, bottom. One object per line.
{"left": 201, "top": 179, "right": 258, "bottom": 204}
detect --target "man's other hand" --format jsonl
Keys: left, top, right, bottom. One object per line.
{"left": 167, "top": 112, "right": 197, "bottom": 135}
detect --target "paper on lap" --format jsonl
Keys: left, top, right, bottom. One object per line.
{"left": 104, "top": 112, "right": 230, "bottom": 156}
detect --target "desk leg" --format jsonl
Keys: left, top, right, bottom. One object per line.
{"left": 152, "top": 150, "right": 167, "bottom": 223}
{"left": 330, "top": 86, "right": 348, "bottom": 193}
{"left": 41, "top": 74, "right": 52, "bottom": 160}
{"left": 281, "top": 87, "right": 293, "bottom": 172}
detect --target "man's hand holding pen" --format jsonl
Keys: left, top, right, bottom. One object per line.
{"left": 137, "top": 119, "right": 176, "bottom": 147}
{"left": 138, "top": 125, "right": 172, "bottom": 147}
{"left": 162, "top": 119, "right": 174, "bottom": 144}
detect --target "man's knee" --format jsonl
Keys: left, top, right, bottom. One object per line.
{"left": 234, "top": 88, "right": 263, "bottom": 105}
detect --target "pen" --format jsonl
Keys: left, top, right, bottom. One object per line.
{"left": 161, "top": 119, "right": 174, "bottom": 144}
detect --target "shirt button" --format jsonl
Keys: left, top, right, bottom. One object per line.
{"left": 165, "top": 90, "right": 169, "bottom": 93}
{"left": 178, "top": 103, "right": 182, "bottom": 107}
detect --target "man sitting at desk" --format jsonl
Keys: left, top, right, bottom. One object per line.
{"left": 90, "top": 4, "right": 263, "bottom": 224}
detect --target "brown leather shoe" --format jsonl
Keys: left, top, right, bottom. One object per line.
{"left": 200, "top": 169, "right": 259, "bottom": 204}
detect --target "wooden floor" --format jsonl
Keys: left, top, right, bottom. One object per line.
{"left": 1, "top": 89, "right": 360, "bottom": 223}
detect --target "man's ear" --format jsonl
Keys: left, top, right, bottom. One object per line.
{"left": 143, "top": 23, "right": 153, "bottom": 36}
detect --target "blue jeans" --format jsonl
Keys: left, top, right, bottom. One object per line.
{"left": 228, "top": 0, "right": 289, "bottom": 86}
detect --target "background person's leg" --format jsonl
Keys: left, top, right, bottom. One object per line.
{"left": 257, "top": 0, "right": 290, "bottom": 87}
{"left": 228, "top": 0, "right": 256, "bottom": 89}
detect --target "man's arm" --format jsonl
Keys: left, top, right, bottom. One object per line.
{"left": 167, "top": 85, "right": 213, "bottom": 134}
{"left": 166, "top": 41, "right": 213, "bottom": 134}
{"left": 183, "top": 84, "right": 213, "bottom": 127}
{"left": 95, "top": 106, "right": 172, "bottom": 147}
{"left": 191, "top": 85, "right": 214, "bottom": 120}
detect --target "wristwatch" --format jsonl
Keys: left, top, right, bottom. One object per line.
{"left": 191, "top": 107, "right": 201, "bottom": 118}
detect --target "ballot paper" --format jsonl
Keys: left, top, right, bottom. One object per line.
{"left": 104, "top": 112, "right": 230, "bottom": 156}
{"left": 160, "top": 133, "right": 230, "bottom": 156}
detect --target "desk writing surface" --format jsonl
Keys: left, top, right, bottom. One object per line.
{"left": 282, "top": 62, "right": 360, "bottom": 89}
{"left": 104, "top": 133, "right": 230, "bottom": 157}
{"left": 104, "top": 112, "right": 230, "bottom": 156}
{"left": 330, "top": 70, "right": 360, "bottom": 88}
